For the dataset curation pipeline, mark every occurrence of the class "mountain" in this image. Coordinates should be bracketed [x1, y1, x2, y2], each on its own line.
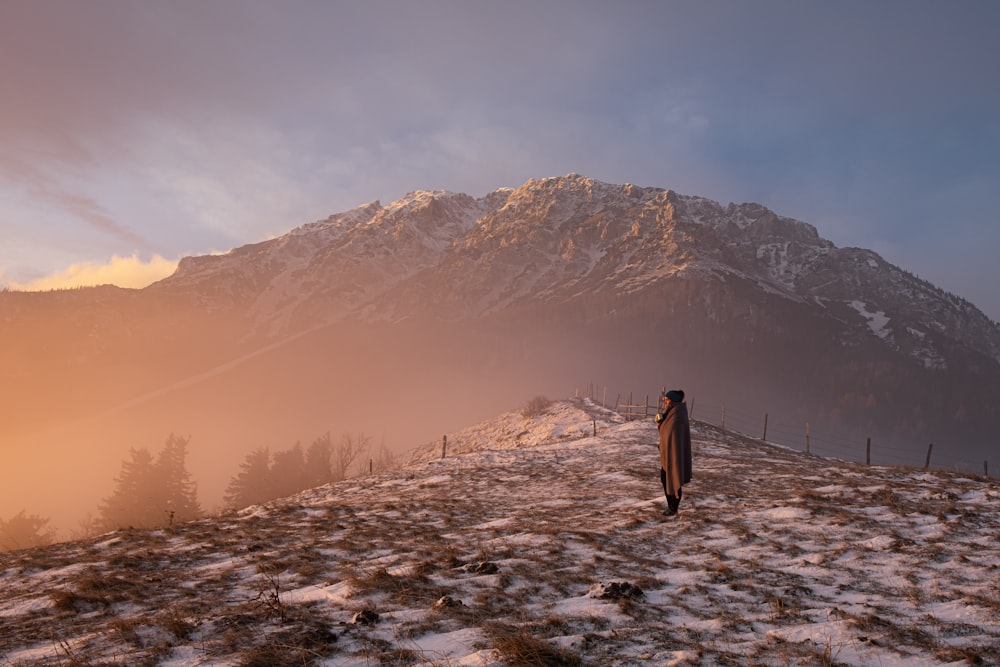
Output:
[2, 400, 998, 665]
[146, 172, 1000, 451]
[151, 174, 1000, 367]
[2, 174, 999, 532]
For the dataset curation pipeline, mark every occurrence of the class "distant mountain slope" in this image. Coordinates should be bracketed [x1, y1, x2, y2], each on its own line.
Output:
[151, 174, 1000, 370]
[144, 173, 1000, 462]
[2, 399, 998, 666]
[3, 174, 999, 535]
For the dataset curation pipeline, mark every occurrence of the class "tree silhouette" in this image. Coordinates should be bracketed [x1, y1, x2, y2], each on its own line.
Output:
[98, 435, 201, 530]
[223, 447, 272, 509]
[0, 510, 55, 552]
[304, 433, 335, 488]
[371, 441, 400, 473]
[223, 432, 374, 511]
[154, 434, 201, 525]
[333, 432, 370, 481]
[270, 442, 306, 500]
[99, 446, 158, 530]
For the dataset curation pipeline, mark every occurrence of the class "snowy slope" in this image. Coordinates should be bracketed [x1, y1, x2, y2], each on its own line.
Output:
[2, 399, 998, 666]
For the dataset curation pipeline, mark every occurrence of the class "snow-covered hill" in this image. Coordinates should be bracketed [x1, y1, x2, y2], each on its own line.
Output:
[3, 399, 997, 666]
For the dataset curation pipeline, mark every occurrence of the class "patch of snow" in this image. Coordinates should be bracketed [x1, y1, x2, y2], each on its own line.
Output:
[849, 299, 892, 339]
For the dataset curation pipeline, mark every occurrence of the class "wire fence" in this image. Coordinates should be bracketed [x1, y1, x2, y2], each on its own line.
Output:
[582, 385, 992, 479]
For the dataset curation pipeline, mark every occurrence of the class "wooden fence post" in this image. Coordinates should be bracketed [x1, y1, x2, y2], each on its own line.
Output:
[689, 398, 694, 419]
[762, 413, 768, 441]
[369, 458, 373, 475]
[592, 419, 597, 437]
[721, 404, 726, 430]
[924, 443, 933, 470]
[866, 437, 871, 465]
[442, 435, 447, 459]
[805, 422, 810, 454]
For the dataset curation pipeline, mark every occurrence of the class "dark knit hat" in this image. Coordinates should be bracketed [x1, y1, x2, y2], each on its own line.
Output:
[664, 390, 684, 403]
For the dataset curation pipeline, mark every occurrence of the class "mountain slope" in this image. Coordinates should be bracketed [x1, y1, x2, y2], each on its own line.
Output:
[1, 399, 998, 666]
[3, 174, 999, 535]
[151, 174, 1000, 371]
[144, 174, 1000, 438]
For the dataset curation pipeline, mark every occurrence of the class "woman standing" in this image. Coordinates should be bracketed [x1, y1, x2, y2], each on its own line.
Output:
[656, 389, 692, 516]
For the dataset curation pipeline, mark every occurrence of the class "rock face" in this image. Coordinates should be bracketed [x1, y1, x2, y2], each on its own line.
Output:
[3, 174, 999, 483]
[150, 173, 1000, 371]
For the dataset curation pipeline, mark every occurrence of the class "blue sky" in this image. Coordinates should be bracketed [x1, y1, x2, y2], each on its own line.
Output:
[2, 1, 999, 320]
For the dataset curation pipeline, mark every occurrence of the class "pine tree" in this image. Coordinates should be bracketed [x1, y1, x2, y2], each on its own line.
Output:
[98, 447, 159, 530]
[270, 443, 306, 500]
[154, 434, 202, 525]
[98, 435, 202, 530]
[304, 433, 334, 488]
[224, 447, 272, 510]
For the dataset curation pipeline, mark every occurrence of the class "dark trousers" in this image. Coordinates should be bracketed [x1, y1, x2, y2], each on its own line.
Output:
[660, 468, 683, 512]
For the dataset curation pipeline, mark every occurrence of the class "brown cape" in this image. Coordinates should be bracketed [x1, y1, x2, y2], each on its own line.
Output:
[658, 402, 693, 495]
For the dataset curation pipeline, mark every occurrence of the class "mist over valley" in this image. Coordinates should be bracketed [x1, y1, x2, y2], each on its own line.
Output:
[3, 174, 999, 540]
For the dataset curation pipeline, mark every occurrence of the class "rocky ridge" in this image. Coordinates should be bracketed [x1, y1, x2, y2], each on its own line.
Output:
[152, 174, 1000, 370]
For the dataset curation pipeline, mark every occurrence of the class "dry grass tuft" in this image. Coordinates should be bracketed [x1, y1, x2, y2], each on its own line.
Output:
[48, 569, 146, 616]
[160, 611, 197, 641]
[238, 642, 322, 667]
[485, 622, 582, 667]
[347, 565, 454, 607]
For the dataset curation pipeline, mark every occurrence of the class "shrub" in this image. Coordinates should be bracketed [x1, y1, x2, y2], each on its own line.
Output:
[522, 396, 552, 418]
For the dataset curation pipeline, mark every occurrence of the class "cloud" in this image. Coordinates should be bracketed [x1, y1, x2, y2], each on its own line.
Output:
[6, 254, 178, 291]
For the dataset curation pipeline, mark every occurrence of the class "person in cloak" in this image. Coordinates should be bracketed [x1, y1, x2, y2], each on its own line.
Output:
[655, 389, 692, 516]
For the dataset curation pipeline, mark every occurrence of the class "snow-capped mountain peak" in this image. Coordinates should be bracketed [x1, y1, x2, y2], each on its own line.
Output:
[151, 174, 1000, 370]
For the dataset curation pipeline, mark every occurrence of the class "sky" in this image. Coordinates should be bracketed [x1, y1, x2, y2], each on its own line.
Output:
[2, 0, 999, 320]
